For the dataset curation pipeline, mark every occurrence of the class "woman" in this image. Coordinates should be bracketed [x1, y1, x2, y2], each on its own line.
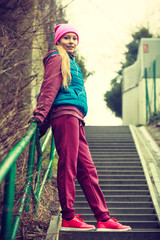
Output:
[29, 24, 131, 232]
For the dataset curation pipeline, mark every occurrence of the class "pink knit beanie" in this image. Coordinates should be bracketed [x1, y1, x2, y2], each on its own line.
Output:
[54, 24, 79, 45]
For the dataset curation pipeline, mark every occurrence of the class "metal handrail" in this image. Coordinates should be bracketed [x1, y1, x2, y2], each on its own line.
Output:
[145, 60, 157, 123]
[0, 123, 56, 240]
[145, 68, 151, 123]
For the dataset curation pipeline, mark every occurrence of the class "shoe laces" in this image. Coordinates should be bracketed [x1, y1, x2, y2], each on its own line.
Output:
[75, 214, 84, 222]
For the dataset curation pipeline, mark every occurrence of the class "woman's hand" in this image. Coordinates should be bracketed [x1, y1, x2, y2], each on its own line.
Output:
[28, 117, 42, 128]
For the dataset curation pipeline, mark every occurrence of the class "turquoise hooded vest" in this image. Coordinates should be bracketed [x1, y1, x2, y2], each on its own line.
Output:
[48, 51, 88, 116]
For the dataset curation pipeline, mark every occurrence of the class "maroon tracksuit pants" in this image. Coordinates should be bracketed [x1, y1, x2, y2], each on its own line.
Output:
[51, 115, 110, 221]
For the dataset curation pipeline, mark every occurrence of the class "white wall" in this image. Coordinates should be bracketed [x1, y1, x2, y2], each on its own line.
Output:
[122, 87, 139, 125]
[122, 38, 160, 125]
[138, 78, 146, 125]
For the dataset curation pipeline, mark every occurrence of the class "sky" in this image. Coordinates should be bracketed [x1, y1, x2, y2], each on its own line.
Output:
[62, 0, 160, 126]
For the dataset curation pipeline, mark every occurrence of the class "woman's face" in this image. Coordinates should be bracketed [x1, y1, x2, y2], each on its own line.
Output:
[59, 33, 78, 53]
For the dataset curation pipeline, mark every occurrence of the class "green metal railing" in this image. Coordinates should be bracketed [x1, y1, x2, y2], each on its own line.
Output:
[0, 123, 56, 240]
[145, 68, 151, 123]
[145, 60, 157, 123]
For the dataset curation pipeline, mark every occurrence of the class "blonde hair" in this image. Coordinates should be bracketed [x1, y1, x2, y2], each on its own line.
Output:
[56, 45, 71, 88]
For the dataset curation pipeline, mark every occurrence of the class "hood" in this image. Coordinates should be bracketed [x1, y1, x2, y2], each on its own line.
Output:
[43, 49, 59, 66]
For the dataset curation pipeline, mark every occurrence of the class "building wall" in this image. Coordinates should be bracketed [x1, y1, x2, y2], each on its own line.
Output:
[30, 0, 48, 110]
[30, 10, 46, 109]
[30, 0, 62, 110]
[122, 87, 139, 125]
[138, 78, 146, 125]
[122, 38, 160, 125]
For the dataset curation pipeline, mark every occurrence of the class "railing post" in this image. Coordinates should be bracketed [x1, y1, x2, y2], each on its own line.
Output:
[25, 129, 37, 212]
[153, 60, 156, 114]
[34, 132, 55, 216]
[48, 135, 55, 180]
[35, 132, 43, 194]
[145, 68, 151, 123]
[1, 161, 16, 240]
[0, 124, 56, 239]
[11, 182, 30, 240]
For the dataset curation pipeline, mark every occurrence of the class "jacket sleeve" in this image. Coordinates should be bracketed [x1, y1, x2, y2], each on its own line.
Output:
[33, 54, 62, 122]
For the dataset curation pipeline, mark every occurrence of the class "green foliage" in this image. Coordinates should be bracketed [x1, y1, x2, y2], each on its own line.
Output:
[124, 27, 153, 68]
[148, 112, 160, 124]
[42, 142, 58, 176]
[124, 41, 139, 67]
[104, 27, 153, 118]
[75, 54, 94, 82]
[104, 78, 122, 118]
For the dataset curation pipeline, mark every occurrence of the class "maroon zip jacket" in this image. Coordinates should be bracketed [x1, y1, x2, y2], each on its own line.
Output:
[33, 50, 62, 123]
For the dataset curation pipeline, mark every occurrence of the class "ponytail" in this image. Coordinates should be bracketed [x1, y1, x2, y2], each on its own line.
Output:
[56, 45, 71, 88]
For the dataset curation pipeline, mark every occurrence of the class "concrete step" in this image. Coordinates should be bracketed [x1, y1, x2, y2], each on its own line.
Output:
[86, 132, 132, 135]
[90, 149, 138, 153]
[83, 220, 160, 229]
[75, 184, 148, 190]
[89, 145, 137, 149]
[75, 207, 155, 215]
[92, 156, 140, 160]
[91, 153, 139, 157]
[94, 162, 142, 166]
[87, 137, 133, 140]
[75, 180, 147, 186]
[59, 230, 160, 240]
[89, 143, 136, 145]
[93, 160, 141, 163]
[80, 214, 158, 222]
[88, 141, 135, 145]
[88, 141, 136, 144]
[95, 170, 145, 175]
[94, 174, 146, 179]
[86, 137, 133, 140]
[94, 184, 148, 190]
[82, 213, 158, 220]
[97, 179, 147, 184]
[76, 190, 150, 196]
[75, 195, 151, 202]
[73, 201, 154, 208]
[93, 157, 140, 161]
[93, 156, 140, 160]
[96, 166, 143, 170]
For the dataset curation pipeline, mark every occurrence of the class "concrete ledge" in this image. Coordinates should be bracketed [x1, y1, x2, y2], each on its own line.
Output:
[46, 215, 62, 240]
[129, 125, 160, 222]
[149, 163, 160, 197]
[139, 126, 160, 165]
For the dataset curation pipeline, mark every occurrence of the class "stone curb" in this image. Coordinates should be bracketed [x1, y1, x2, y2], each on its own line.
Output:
[130, 125, 160, 222]
[45, 214, 62, 240]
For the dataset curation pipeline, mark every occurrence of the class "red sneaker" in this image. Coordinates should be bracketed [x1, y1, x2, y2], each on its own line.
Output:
[97, 218, 131, 231]
[61, 214, 96, 231]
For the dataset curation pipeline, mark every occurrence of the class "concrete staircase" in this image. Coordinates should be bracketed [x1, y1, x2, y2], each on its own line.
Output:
[59, 126, 160, 240]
